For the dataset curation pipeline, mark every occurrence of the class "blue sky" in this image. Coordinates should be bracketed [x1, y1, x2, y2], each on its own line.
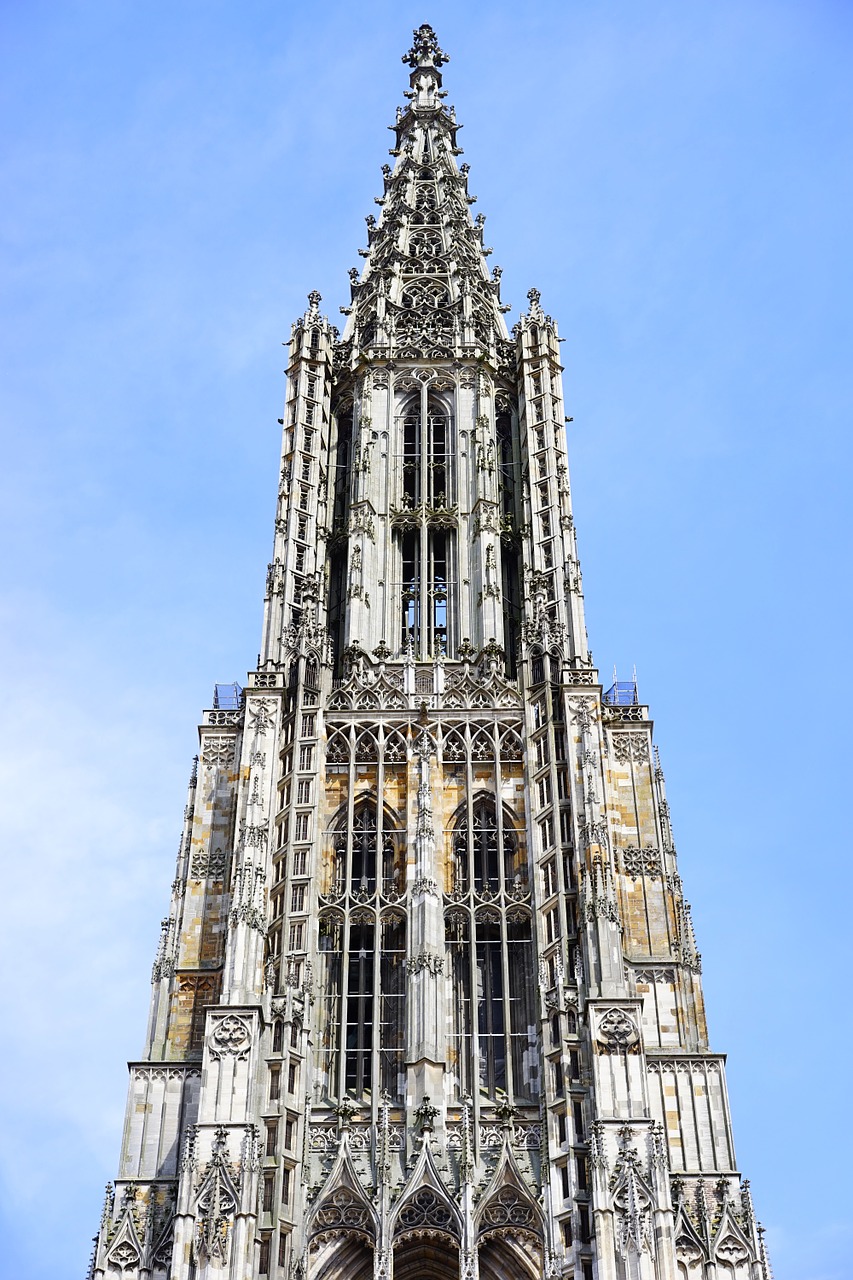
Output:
[1, 3, 851, 1277]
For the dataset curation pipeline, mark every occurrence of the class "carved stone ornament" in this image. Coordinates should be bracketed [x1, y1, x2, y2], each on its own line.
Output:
[209, 1015, 251, 1060]
[191, 845, 228, 879]
[414, 728, 436, 761]
[202, 737, 236, 768]
[612, 1148, 655, 1257]
[248, 699, 276, 734]
[403, 23, 449, 69]
[480, 1184, 537, 1231]
[568, 697, 596, 731]
[408, 950, 444, 975]
[107, 1240, 140, 1268]
[207, 709, 242, 727]
[620, 846, 661, 879]
[597, 1008, 640, 1049]
[676, 1237, 706, 1267]
[396, 1186, 456, 1236]
[242, 823, 268, 850]
[194, 1127, 239, 1263]
[414, 1095, 440, 1133]
[335, 1096, 358, 1130]
[611, 732, 650, 765]
[312, 1187, 372, 1239]
[716, 1235, 750, 1266]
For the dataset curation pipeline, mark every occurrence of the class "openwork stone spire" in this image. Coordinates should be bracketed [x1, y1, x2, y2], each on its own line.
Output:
[339, 24, 511, 370]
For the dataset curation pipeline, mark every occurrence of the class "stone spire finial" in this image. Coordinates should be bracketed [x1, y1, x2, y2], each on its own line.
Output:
[414, 1094, 439, 1134]
[403, 24, 449, 69]
[307, 290, 321, 314]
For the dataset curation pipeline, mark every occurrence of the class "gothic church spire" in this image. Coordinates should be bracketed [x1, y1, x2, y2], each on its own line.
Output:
[340, 24, 511, 370]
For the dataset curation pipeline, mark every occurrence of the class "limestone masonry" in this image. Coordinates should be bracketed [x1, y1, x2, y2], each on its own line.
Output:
[89, 25, 772, 1280]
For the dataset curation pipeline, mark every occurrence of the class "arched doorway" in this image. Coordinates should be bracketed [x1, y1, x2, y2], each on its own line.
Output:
[309, 1233, 373, 1280]
[478, 1232, 542, 1280]
[394, 1233, 459, 1280]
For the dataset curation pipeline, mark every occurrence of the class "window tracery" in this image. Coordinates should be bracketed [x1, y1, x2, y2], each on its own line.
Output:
[445, 800, 536, 1102]
[314, 799, 407, 1103]
[395, 389, 456, 656]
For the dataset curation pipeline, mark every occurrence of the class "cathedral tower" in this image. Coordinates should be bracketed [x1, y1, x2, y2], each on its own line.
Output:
[90, 26, 772, 1280]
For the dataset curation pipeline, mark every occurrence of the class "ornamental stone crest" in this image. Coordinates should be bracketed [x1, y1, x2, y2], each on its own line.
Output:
[209, 1015, 251, 1061]
[407, 950, 444, 976]
[597, 1008, 640, 1050]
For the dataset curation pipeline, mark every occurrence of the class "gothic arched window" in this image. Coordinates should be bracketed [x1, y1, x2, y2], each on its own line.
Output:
[328, 405, 353, 673]
[395, 387, 456, 657]
[452, 798, 526, 895]
[315, 798, 407, 1103]
[446, 801, 536, 1102]
[328, 800, 401, 899]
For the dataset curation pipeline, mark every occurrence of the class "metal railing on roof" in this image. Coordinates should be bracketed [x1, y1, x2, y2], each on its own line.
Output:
[603, 681, 639, 707]
[213, 682, 244, 710]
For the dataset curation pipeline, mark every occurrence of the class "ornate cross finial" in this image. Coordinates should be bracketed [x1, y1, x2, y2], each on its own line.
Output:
[403, 24, 449, 69]
[307, 290, 321, 314]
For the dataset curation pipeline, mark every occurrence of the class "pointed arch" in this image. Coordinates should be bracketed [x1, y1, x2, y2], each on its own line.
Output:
[478, 1234, 541, 1280]
[381, 727, 408, 764]
[673, 1203, 708, 1280]
[104, 1208, 144, 1277]
[308, 1136, 377, 1249]
[309, 1234, 373, 1280]
[499, 727, 524, 762]
[326, 728, 351, 761]
[355, 688, 381, 710]
[315, 795, 407, 1102]
[450, 792, 520, 895]
[440, 724, 466, 763]
[446, 796, 537, 1102]
[474, 1146, 543, 1280]
[393, 379, 456, 655]
[354, 729, 379, 761]
[475, 1144, 544, 1244]
[326, 794, 403, 898]
[193, 1131, 240, 1263]
[712, 1201, 755, 1278]
[394, 1235, 459, 1280]
[392, 1145, 462, 1245]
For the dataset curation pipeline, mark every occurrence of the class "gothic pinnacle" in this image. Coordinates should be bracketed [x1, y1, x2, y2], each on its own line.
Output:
[403, 23, 449, 69]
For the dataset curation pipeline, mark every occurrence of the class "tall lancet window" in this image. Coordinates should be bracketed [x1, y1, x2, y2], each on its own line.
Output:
[396, 388, 455, 657]
[314, 797, 407, 1103]
[497, 399, 522, 676]
[328, 404, 353, 672]
[445, 798, 537, 1102]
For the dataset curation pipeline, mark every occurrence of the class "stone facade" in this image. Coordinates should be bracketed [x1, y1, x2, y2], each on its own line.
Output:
[89, 25, 772, 1280]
